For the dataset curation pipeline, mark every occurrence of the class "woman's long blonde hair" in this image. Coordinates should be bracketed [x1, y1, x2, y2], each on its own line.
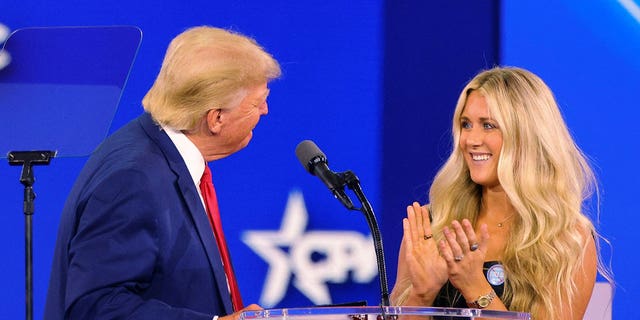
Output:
[429, 66, 611, 318]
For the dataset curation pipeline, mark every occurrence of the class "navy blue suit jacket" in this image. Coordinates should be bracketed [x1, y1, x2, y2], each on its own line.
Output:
[45, 113, 234, 319]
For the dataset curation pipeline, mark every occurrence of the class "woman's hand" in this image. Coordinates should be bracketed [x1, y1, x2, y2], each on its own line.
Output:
[438, 219, 492, 298]
[401, 202, 448, 303]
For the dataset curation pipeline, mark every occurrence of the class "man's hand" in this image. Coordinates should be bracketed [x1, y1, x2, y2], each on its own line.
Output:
[220, 304, 263, 320]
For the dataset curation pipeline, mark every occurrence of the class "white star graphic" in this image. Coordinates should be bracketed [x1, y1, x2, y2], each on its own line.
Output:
[242, 190, 308, 306]
[242, 190, 377, 307]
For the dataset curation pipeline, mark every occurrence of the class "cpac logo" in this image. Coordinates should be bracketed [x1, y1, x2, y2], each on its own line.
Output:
[0, 23, 10, 70]
[243, 190, 377, 307]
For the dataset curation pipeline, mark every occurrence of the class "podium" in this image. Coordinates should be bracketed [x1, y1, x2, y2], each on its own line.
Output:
[241, 306, 531, 320]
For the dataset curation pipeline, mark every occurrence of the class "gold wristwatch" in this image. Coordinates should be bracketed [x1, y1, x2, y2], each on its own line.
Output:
[467, 291, 497, 309]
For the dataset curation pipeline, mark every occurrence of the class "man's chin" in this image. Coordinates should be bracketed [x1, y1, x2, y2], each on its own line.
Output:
[234, 133, 253, 153]
[242, 132, 253, 146]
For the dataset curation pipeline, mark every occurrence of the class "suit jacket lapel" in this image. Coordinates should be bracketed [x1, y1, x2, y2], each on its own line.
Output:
[137, 113, 234, 314]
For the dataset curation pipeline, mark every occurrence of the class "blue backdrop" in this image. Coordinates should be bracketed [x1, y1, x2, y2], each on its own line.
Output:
[0, 1, 636, 318]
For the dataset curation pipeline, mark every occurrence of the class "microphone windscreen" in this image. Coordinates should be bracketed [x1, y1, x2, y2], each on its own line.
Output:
[295, 140, 325, 173]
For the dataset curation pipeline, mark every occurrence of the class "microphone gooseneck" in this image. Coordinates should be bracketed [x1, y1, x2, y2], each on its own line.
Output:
[295, 140, 390, 308]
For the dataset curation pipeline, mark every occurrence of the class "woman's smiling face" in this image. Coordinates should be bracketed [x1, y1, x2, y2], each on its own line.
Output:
[459, 90, 503, 188]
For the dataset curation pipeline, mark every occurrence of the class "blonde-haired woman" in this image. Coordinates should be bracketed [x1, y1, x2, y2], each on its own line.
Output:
[391, 66, 612, 319]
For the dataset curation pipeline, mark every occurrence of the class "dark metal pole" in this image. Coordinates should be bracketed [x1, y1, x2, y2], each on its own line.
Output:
[8, 150, 56, 320]
[25, 213, 33, 320]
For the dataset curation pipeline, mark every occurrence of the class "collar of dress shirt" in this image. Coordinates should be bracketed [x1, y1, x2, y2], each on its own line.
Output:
[161, 125, 206, 190]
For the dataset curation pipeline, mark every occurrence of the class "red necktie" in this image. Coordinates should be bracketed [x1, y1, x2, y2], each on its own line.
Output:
[199, 165, 244, 311]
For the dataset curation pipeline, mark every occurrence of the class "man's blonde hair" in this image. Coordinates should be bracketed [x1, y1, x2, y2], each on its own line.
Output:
[142, 26, 281, 130]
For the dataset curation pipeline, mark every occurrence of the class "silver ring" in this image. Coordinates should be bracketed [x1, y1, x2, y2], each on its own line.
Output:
[470, 243, 479, 251]
[454, 255, 463, 262]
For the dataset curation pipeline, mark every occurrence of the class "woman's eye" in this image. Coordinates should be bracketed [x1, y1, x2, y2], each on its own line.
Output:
[483, 122, 496, 129]
[461, 121, 471, 129]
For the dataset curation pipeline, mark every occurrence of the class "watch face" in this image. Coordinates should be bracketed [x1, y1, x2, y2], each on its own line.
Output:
[478, 296, 491, 308]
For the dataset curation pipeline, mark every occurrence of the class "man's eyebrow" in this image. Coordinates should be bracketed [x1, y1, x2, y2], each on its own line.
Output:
[251, 89, 270, 106]
[261, 88, 271, 100]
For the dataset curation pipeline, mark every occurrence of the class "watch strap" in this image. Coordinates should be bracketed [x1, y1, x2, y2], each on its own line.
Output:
[467, 291, 497, 309]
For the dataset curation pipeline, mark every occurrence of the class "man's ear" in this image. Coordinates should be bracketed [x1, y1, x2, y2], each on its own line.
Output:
[206, 109, 223, 134]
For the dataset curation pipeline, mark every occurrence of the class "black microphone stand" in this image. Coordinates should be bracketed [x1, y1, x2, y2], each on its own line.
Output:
[333, 170, 390, 310]
[7, 150, 56, 320]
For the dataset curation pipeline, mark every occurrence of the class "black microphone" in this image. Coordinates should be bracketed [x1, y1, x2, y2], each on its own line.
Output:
[295, 140, 354, 209]
[295, 139, 391, 307]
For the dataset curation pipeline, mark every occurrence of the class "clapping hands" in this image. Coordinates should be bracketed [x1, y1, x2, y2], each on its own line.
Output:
[437, 219, 490, 294]
[400, 202, 491, 304]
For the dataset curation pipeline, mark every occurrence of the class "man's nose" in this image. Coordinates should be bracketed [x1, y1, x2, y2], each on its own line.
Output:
[260, 101, 269, 115]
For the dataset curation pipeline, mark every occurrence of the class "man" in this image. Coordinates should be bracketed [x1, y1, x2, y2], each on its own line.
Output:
[45, 26, 281, 320]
